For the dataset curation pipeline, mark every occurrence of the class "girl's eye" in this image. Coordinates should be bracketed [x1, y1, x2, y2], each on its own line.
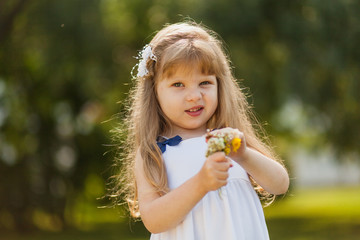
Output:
[200, 81, 211, 85]
[173, 82, 184, 87]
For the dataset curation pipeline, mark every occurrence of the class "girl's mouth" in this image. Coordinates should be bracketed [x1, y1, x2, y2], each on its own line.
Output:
[185, 106, 204, 116]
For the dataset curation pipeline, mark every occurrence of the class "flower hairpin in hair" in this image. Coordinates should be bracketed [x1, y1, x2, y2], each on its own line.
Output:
[132, 44, 157, 79]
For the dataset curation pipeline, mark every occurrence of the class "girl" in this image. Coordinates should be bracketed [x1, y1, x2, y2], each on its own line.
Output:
[113, 22, 289, 239]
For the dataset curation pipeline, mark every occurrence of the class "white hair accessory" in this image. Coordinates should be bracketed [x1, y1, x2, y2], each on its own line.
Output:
[133, 44, 157, 78]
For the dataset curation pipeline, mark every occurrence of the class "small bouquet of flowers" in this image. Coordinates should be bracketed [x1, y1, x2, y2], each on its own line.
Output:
[205, 128, 242, 198]
[205, 129, 241, 157]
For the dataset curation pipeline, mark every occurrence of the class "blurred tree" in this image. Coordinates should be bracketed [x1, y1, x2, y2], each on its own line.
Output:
[0, 0, 122, 231]
[0, 0, 30, 43]
[0, 0, 359, 232]
[193, 0, 360, 155]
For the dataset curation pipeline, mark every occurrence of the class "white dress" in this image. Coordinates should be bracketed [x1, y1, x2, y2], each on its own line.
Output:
[150, 136, 269, 240]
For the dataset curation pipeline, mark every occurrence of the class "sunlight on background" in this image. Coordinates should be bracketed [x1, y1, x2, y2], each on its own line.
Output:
[1, 0, 359, 239]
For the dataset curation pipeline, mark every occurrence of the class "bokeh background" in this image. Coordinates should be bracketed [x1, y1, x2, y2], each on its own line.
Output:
[1, 0, 359, 239]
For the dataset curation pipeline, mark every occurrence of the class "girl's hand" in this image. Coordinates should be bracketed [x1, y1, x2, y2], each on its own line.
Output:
[197, 151, 232, 192]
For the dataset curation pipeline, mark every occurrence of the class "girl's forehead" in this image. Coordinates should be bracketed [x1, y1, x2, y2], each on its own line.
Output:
[161, 61, 214, 79]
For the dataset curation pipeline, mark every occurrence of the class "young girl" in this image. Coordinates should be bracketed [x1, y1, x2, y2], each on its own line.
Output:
[113, 22, 289, 239]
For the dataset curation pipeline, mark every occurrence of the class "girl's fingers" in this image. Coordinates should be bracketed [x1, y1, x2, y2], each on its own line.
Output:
[210, 152, 227, 162]
[215, 171, 229, 181]
[210, 152, 232, 164]
[216, 161, 232, 171]
[226, 157, 233, 167]
[208, 152, 232, 171]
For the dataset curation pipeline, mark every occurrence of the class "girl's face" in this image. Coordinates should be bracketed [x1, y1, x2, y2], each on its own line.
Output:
[156, 64, 218, 137]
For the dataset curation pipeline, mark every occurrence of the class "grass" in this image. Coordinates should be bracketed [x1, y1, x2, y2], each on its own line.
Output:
[265, 187, 360, 218]
[2, 186, 359, 240]
[1, 222, 150, 240]
[264, 186, 360, 240]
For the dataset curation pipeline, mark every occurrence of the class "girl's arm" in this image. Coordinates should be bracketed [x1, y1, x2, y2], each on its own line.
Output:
[237, 147, 289, 195]
[135, 150, 231, 234]
[225, 129, 289, 195]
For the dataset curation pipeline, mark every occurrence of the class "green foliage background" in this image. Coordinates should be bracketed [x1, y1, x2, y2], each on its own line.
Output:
[0, 0, 359, 236]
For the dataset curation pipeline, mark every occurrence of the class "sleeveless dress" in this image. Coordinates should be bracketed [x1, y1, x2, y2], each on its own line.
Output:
[150, 136, 269, 240]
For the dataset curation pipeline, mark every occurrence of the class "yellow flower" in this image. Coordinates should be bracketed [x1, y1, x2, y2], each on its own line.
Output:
[224, 144, 231, 155]
[231, 138, 241, 152]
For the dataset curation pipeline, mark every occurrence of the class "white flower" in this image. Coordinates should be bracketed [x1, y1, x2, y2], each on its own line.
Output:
[136, 44, 157, 78]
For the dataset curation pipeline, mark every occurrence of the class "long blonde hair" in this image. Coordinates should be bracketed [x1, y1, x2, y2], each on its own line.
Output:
[112, 21, 284, 218]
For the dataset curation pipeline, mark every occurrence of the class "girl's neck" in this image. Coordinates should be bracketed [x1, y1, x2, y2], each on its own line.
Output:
[162, 127, 206, 140]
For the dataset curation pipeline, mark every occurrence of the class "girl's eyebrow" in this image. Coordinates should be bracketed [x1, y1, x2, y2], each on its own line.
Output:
[163, 77, 184, 84]
[197, 75, 217, 82]
[166, 76, 184, 81]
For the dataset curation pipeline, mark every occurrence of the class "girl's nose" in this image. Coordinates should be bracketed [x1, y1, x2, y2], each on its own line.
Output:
[186, 88, 202, 102]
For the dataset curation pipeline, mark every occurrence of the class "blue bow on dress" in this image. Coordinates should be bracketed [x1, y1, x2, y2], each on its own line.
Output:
[156, 135, 182, 153]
